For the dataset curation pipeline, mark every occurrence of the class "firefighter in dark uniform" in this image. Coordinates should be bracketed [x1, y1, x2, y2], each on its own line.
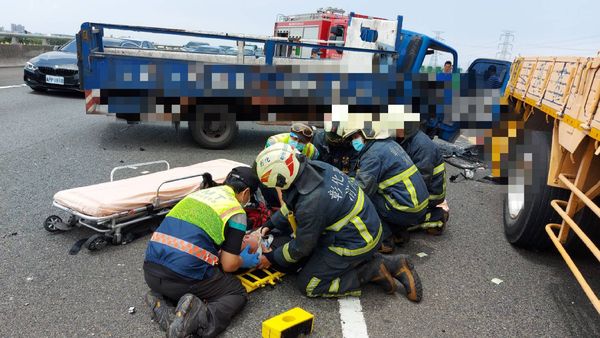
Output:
[143, 167, 261, 338]
[342, 127, 430, 253]
[311, 128, 359, 175]
[398, 126, 448, 235]
[254, 143, 423, 302]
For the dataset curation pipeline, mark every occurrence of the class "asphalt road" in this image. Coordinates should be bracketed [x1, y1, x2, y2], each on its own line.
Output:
[0, 67, 598, 337]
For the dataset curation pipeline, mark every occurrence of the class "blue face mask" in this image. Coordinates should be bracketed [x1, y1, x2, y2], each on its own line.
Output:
[288, 139, 299, 150]
[352, 138, 365, 152]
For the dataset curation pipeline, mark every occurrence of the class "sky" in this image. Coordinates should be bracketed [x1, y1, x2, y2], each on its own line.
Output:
[1, 0, 599, 69]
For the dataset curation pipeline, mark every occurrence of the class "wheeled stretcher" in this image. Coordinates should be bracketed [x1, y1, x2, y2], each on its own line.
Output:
[44, 159, 245, 251]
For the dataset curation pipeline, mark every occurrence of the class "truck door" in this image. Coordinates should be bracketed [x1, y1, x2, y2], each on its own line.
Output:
[467, 58, 512, 91]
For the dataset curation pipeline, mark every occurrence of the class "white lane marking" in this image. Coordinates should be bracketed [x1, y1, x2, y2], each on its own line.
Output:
[338, 297, 369, 338]
[0, 84, 27, 89]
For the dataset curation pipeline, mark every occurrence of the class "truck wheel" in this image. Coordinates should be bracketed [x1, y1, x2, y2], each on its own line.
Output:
[189, 118, 238, 149]
[503, 130, 569, 250]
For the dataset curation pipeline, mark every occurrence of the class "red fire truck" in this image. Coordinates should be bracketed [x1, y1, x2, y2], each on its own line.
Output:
[273, 7, 349, 59]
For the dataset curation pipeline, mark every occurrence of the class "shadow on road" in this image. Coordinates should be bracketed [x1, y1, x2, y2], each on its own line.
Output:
[28, 88, 84, 99]
[95, 121, 278, 152]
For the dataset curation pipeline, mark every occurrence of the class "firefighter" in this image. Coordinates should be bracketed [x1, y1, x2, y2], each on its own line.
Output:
[254, 143, 423, 302]
[143, 166, 261, 338]
[398, 128, 449, 235]
[311, 128, 359, 175]
[343, 127, 430, 253]
[265, 122, 319, 160]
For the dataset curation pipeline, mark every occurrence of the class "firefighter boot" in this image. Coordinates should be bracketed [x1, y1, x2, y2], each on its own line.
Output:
[357, 255, 397, 294]
[378, 236, 395, 254]
[144, 290, 175, 331]
[167, 293, 208, 338]
[392, 228, 410, 247]
[380, 254, 423, 302]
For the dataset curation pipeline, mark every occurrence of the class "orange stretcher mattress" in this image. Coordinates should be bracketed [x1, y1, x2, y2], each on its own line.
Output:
[53, 159, 246, 217]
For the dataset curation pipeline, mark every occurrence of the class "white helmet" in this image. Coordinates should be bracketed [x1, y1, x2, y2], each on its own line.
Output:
[255, 143, 301, 190]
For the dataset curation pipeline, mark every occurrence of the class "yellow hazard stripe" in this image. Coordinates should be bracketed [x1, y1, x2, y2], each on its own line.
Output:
[429, 169, 447, 201]
[326, 189, 365, 232]
[378, 165, 418, 191]
[433, 162, 445, 176]
[328, 278, 340, 294]
[306, 277, 321, 297]
[404, 178, 419, 208]
[351, 216, 373, 244]
[282, 242, 299, 263]
[383, 191, 429, 213]
[321, 290, 361, 298]
[328, 224, 382, 257]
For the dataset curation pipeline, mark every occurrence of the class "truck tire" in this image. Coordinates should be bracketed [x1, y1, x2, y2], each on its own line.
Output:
[503, 130, 569, 250]
[189, 117, 238, 149]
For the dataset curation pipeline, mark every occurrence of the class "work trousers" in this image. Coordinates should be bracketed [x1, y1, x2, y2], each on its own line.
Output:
[144, 266, 247, 338]
[295, 246, 376, 297]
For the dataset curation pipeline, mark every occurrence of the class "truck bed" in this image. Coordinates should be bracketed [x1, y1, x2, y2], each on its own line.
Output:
[506, 56, 600, 153]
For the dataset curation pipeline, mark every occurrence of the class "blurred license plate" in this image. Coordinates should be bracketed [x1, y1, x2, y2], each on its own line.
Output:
[46, 75, 64, 85]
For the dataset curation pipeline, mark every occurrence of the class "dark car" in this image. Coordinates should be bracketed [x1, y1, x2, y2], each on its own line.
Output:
[24, 38, 155, 92]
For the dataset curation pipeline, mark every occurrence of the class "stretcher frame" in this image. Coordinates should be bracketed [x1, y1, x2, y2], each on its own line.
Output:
[46, 160, 210, 248]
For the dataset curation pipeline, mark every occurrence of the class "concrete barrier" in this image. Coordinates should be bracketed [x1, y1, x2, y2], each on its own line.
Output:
[0, 45, 54, 67]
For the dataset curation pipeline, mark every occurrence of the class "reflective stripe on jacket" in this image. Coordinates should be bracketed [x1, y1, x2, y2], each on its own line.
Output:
[400, 131, 446, 205]
[271, 161, 382, 267]
[353, 139, 429, 214]
[144, 185, 245, 280]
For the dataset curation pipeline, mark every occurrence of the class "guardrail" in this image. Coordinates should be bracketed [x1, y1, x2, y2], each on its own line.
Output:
[0, 32, 72, 45]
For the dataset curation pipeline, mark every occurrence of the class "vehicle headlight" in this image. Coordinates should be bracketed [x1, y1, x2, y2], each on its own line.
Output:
[25, 62, 38, 71]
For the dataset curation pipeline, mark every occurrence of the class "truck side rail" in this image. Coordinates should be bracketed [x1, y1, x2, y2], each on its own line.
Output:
[78, 20, 399, 70]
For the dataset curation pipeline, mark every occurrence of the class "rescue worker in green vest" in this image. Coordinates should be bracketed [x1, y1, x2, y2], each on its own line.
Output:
[143, 166, 261, 338]
[254, 143, 423, 302]
[398, 124, 449, 235]
[265, 122, 319, 160]
[341, 126, 430, 253]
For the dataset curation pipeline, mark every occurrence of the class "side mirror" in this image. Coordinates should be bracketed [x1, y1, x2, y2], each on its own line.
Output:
[53, 46, 60, 51]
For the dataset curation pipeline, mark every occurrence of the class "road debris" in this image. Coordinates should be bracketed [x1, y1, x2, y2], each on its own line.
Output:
[416, 252, 428, 258]
[128, 306, 136, 314]
[491, 278, 503, 285]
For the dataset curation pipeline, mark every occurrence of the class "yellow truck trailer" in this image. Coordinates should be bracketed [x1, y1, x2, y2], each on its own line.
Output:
[499, 55, 600, 313]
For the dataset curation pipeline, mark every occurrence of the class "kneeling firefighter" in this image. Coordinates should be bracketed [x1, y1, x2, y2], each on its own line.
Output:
[254, 143, 423, 302]
[143, 167, 261, 338]
[341, 126, 430, 253]
[398, 124, 449, 235]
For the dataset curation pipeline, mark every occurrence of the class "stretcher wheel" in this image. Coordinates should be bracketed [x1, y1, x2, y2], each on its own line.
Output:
[67, 215, 78, 227]
[85, 234, 108, 251]
[43, 215, 63, 233]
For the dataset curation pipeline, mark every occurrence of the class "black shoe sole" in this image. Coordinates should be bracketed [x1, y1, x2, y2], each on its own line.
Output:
[167, 294, 202, 338]
[395, 258, 423, 303]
